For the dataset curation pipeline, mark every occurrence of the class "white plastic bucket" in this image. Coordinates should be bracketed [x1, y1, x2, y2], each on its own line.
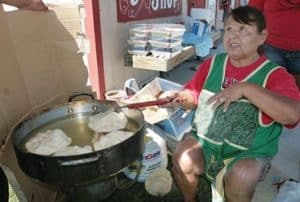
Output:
[123, 127, 168, 182]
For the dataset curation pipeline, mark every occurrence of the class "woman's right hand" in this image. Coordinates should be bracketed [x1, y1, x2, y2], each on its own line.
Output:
[159, 89, 196, 110]
[158, 90, 181, 108]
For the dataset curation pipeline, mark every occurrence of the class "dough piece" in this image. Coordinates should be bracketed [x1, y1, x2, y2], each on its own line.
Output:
[88, 111, 128, 133]
[142, 107, 172, 124]
[92, 130, 134, 151]
[53, 145, 92, 156]
[145, 168, 173, 196]
[25, 129, 71, 155]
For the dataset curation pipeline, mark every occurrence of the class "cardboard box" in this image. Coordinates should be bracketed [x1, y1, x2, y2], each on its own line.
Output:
[132, 46, 195, 72]
[128, 77, 194, 141]
[0, 4, 91, 202]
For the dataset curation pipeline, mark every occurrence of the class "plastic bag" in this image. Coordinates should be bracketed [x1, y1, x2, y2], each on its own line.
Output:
[272, 180, 300, 202]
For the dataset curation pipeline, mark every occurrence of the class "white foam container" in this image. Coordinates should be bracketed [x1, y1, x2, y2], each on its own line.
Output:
[151, 45, 183, 58]
[150, 39, 182, 48]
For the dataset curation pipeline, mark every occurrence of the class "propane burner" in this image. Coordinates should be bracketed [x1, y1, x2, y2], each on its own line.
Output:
[63, 176, 117, 202]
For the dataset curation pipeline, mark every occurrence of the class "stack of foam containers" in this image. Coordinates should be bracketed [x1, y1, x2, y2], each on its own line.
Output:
[150, 24, 185, 58]
[128, 24, 151, 56]
[128, 24, 185, 58]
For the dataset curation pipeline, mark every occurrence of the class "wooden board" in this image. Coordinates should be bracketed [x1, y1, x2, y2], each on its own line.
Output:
[132, 46, 195, 72]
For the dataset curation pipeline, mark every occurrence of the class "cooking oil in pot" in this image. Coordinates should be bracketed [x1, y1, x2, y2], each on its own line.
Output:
[21, 113, 139, 153]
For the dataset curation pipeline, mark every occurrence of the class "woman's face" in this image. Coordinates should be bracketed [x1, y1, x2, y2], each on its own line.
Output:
[223, 16, 267, 62]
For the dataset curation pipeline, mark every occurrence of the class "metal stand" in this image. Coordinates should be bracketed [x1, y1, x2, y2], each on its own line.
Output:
[64, 176, 116, 202]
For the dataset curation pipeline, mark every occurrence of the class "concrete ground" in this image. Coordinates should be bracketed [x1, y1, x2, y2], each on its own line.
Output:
[253, 126, 300, 202]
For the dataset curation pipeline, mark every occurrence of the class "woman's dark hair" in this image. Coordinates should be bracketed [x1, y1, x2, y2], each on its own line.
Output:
[227, 6, 266, 33]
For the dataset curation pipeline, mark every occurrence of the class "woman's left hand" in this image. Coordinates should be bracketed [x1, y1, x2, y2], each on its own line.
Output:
[206, 82, 247, 112]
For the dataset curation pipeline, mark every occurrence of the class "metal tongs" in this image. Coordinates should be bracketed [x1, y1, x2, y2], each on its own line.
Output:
[119, 96, 176, 109]
[97, 96, 177, 119]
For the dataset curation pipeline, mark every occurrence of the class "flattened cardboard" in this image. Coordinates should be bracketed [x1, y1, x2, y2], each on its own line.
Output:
[0, 4, 90, 201]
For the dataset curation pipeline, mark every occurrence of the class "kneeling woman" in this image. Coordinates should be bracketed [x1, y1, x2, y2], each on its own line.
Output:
[164, 6, 300, 202]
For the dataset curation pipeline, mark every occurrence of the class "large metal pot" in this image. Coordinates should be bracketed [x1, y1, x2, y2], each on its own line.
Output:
[11, 98, 144, 186]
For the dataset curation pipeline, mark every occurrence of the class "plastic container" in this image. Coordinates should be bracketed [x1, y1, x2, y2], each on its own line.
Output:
[128, 44, 150, 56]
[151, 45, 183, 58]
[150, 35, 182, 42]
[150, 39, 182, 48]
[129, 25, 151, 36]
[150, 24, 185, 38]
[123, 126, 168, 182]
[127, 77, 194, 140]
[130, 23, 185, 39]
[128, 39, 149, 47]
[129, 34, 150, 42]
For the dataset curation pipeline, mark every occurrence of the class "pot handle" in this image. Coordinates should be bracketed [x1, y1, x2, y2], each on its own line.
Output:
[58, 156, 99, 166]
[68, 93, 95, 102]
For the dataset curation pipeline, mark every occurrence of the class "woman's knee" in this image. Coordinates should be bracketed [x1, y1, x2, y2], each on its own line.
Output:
[225, 159, 264, 194]
[172, 136, 205, 175]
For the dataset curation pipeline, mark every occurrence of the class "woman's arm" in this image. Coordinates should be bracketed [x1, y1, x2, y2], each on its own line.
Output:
[159, 89, 197, 110]
[244, 83, 299, 124]
[208, 82, 300, 125]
